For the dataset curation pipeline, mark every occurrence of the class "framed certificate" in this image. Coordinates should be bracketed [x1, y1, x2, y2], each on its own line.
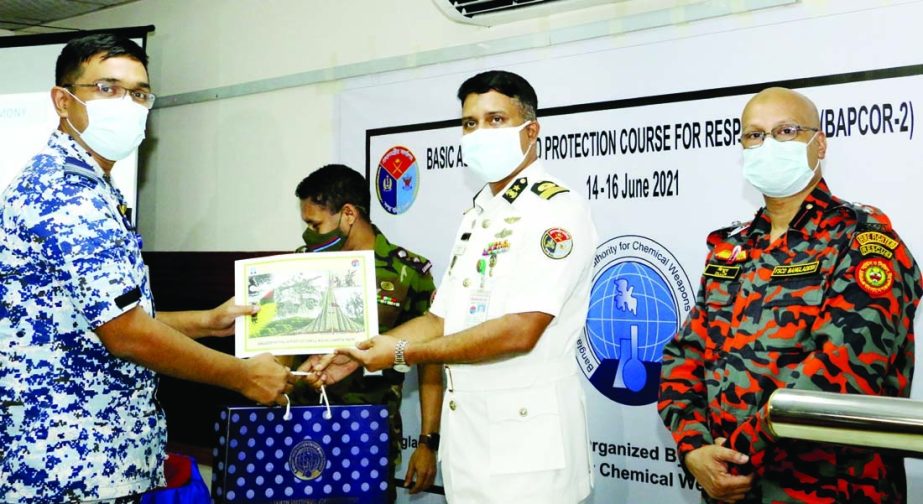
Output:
[234, 251, 379, 357]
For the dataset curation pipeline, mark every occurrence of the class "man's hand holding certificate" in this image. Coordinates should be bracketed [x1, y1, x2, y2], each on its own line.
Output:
[234, 250, 379, 357]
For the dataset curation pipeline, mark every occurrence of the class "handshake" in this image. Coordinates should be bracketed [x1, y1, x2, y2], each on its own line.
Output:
[242, 335, 401, 405]
[289, 335, 403, 390]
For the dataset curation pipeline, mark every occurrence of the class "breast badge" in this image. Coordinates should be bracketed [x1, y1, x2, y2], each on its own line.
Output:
[714, 244, 748, 264]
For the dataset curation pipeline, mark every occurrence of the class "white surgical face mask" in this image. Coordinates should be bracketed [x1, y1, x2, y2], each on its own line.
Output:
[461, 121, 533, 184]
[66, 91, 148, 161]
[742, 133, 819, 198]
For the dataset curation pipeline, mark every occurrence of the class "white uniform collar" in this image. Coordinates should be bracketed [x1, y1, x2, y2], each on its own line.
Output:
[472, 160, 547, 212]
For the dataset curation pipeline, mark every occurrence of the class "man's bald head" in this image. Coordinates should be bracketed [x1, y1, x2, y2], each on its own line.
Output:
[742, 87, 820, 128]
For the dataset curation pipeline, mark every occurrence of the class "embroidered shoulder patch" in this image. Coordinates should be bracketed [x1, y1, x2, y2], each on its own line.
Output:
[859, 243, 895, 259]
[856, 257, 894, 296]
[856, 231, 899, 251]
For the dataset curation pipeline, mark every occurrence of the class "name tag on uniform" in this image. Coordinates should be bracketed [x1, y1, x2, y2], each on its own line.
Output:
[703, 263, 741, 280]
[770, 261, 819, 278]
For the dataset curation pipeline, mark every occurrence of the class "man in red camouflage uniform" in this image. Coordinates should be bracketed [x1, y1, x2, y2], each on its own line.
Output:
[659, 87, 923, 503]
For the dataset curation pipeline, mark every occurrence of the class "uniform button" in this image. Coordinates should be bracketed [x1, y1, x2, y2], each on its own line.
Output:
[519, 407, 528, 417]
[462, 278, 471, 287]
[482, 219, 491, 229]
[449, 400, 457, 411]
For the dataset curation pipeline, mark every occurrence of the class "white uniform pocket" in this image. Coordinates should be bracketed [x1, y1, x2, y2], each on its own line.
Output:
[487, 385, 566, 475]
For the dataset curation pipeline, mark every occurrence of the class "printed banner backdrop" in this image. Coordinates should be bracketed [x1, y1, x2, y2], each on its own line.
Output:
[336, 2, 923, 503]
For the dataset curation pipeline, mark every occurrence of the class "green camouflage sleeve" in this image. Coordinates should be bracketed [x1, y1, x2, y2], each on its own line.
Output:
[402, 263, 436, 322]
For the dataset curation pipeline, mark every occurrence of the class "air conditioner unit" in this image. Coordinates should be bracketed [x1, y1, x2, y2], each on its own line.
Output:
[432, 0, 624, 26]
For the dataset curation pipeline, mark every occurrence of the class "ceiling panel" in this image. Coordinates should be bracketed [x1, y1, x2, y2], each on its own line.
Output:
[0, 0, 138, 31]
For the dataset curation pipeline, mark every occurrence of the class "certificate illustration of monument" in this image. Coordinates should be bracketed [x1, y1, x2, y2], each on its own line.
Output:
[234, 251, 379, 357]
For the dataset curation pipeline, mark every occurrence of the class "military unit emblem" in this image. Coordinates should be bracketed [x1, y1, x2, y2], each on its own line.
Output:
[376, 146, 419, 215]
[857, 257, 894, 296]
[541, 227, 573, 259]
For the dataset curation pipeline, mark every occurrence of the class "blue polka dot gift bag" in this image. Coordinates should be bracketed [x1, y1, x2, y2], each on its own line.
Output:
[212, 405, 390, 503]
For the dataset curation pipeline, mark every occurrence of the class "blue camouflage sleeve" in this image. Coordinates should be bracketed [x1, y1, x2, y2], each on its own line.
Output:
[31, 176, 144, 330]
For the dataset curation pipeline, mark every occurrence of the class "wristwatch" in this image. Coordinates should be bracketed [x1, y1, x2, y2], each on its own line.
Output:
[419, 433, 440, 451]
[393, 339, 411, 373]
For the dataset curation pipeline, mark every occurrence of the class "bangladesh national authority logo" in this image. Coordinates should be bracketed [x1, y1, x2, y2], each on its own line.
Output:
[578, 235, 692, 406]
[376, 146, 419, 215]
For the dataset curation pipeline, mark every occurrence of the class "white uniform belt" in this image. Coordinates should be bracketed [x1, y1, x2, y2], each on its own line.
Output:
[446, 356, 578, 392]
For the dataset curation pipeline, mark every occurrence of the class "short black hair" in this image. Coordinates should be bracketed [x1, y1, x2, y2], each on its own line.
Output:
[56, 33, 148, 86]
[456, 70, 537, 120]
[295, 164, 371, 221]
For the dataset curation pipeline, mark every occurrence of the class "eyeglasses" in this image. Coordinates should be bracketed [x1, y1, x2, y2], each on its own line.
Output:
[64, 81, 156, 109]
[740, 124, 818, 149]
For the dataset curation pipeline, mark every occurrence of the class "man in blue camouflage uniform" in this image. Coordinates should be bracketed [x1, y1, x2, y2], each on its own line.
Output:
[0, 34, 291, 503]
[289, 164, 443, 502]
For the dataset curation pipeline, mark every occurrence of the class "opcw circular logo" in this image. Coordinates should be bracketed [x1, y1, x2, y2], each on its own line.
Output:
[578, 235, 692, 406]
[289, 439, 326, 481]
[376, 146, 419, 215]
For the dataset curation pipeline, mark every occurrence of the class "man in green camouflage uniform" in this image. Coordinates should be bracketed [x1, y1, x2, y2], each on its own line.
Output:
[289, 164, 442, 502]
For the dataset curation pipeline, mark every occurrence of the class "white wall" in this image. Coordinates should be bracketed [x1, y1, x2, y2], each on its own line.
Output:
[31, 0, 806, 251]
[41, 0, 702, 251]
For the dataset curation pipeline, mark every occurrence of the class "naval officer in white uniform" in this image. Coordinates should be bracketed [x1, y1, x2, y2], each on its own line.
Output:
[318, 70, 597, 503]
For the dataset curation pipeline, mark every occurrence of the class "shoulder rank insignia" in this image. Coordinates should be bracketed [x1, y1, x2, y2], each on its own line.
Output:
[727, 221, 749, 237]
[707, 221, 750, 248]
[531, 180, 569, 200]
[503, 177, 528, 203]
[859, 222, 889, 232]
[703, 263, 740, 280]
[394, 247, 434, 275]
[856, 257, 894, 296]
